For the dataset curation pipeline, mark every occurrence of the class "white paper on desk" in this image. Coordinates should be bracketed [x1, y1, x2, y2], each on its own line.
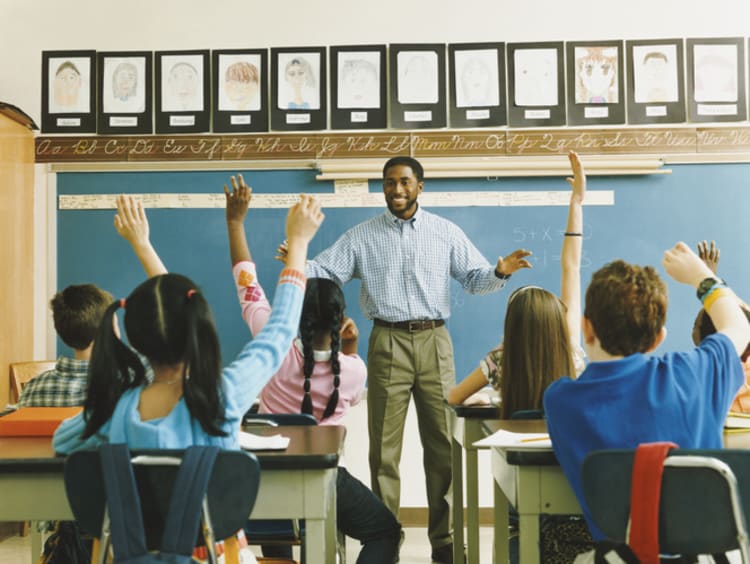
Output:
[473, 429, 551, 449]
[239, 431, 290, 451]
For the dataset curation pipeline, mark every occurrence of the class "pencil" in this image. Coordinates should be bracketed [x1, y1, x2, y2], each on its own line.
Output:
[520, 435, 550, 443]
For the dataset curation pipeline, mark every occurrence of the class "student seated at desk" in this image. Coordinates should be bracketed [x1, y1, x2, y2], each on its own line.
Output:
[17, 284, 112, 407]
[447, 151, 587, 418]
[543, 242, 750, 542]
[225, 175, 402, 564]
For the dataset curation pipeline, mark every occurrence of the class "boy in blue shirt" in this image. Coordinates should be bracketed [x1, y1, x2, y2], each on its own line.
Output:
[544, 242, 750, 540]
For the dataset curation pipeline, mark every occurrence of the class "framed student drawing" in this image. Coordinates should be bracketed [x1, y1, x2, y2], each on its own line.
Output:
[448, 42, 506, 128]
[389, 44, 447, 129]
[566, 40, 625, 125]
[97, 51, 152, 135]
[155, 50, 210, 134]
[686, 37, 746, 123]
[271, 46, 327, 131]
[507, 42, 565, 127]
[626, 39, 685, 124]
[330, 45, 386, 130]
[42, 50, 96, 133]
[212, 49, 268, 133]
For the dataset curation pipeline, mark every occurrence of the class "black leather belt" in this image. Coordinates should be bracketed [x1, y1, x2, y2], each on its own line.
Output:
[373, 318, 445, 332]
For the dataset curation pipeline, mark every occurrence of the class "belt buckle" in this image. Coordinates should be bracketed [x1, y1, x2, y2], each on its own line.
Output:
[409, 320, 429, 332]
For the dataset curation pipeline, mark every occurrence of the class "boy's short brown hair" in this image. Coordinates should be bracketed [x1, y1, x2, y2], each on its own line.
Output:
[584, 260, 668, 356]
[51, 284, 113, 350]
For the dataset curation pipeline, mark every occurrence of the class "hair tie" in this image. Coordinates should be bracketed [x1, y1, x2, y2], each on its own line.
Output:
[119, 298, 126, 309]
[186, 289, 197, 299]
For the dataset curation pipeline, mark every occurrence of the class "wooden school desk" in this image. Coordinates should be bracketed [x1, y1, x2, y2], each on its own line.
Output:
[0, 425, 344, 564]
[451, 404, 500, 564]
[483, 419, 750, 564]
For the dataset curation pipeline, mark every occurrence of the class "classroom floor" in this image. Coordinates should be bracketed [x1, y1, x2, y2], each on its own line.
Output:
[0, 525, 495, 563]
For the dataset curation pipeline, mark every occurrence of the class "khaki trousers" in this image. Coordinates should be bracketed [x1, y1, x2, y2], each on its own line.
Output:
[367, 323, 455, 550]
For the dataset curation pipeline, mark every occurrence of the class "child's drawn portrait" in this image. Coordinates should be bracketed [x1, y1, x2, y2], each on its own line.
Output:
[49, 57, 90, 114]
[102, 57, 146, 113]
[454, 49, 499, 108]
[218, 54, 261, 112]
[693, 44, 738, 103]
[338, 52, 380, 109]
[514, 48, 558, 107]
[397, 51, 438, 104]
[161, 54, 204, 112]
[277, 53, 320, 110]
[574, 46, 618, 104]
[633, 45, 679, 103]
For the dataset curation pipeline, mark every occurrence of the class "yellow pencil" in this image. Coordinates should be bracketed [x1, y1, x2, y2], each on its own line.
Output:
[520, 435, 550, 443]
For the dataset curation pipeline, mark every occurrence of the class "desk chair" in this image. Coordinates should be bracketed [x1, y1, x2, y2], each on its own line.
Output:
[64, 446, 261, 564]
[9, 360, 56, 403]
[582, 448, 750, 561]
[243, 412, 318, 564]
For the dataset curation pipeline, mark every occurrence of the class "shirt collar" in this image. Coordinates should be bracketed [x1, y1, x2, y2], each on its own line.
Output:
[385, 204, 422, 228]
[293, 338, 332, 361]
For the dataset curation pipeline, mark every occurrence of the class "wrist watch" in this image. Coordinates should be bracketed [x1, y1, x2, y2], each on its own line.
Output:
[494, 268, 511, 280]
[696, 277, 724, 301]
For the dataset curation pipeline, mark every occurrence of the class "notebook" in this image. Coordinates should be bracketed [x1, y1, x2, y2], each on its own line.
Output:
[0, 406, 81, 436]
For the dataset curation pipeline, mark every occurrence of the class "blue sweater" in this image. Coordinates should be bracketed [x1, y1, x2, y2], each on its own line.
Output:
[544, 333, 743, 540]
[53, 279, 304, 454]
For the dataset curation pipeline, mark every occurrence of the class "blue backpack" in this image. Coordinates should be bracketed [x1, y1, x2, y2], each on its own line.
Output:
[98, 444, 219, 564]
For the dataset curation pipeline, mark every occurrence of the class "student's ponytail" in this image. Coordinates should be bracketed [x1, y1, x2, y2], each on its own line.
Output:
[180, 289, 227, 437]
[82, 299, 144, 438]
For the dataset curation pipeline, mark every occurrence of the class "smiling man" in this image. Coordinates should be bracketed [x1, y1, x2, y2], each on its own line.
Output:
[304, 155, 531, 563]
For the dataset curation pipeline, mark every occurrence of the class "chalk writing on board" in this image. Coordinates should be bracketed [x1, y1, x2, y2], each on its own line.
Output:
[512, 224, 592, 243]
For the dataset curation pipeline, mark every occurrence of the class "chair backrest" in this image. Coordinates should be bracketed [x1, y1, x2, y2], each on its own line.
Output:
[9, 360, 57, 403]
[243, 412, 318, 427]
[582, 448, 750, 558]
[64, 447, 261, 549]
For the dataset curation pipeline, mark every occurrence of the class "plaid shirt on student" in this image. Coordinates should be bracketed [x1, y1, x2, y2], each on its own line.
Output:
[306, 206, 507, 322]
[16, 356, 88, 407]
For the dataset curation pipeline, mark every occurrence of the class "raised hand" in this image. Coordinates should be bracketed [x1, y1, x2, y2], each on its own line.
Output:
[663, 241, 714, 287]
[113, 194, 166, 276]
[114, 194, 150, 247]
[697, 240, 720, 274]
[566, 151, 586, 203]
[496, 249, 533, 276]
[286, 194, 324, 244]
[224, 173, 252, 224]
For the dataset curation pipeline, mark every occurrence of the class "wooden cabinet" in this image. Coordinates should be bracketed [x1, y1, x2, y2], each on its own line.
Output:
[0, 110, 35, 406]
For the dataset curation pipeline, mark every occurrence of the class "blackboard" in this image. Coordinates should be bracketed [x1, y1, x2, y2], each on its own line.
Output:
[57, 162, 750, 381]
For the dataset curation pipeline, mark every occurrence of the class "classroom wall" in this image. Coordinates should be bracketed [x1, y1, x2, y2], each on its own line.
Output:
[4, 0, 750, 512]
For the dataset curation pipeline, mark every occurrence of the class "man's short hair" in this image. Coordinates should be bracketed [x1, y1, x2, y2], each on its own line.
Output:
[382, 156, 424, 182]
[51, 284, 113, 350]
[584, 260, 668, 356]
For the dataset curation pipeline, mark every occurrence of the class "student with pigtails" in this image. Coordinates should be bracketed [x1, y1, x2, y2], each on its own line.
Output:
[225, 174, 402, 564]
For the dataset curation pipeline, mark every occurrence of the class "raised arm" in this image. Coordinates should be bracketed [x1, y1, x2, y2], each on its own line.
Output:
[114, 195, 167, 277]
[224, 173, 252, 264]
[663, 242, 750, 356]
[561, 151, 585, 348]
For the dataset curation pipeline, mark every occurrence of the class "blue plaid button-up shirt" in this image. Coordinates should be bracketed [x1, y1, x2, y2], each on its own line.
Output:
[307, 206, 507, 322]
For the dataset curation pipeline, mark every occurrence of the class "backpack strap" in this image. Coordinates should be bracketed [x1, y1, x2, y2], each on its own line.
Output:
[628, 441, 678, 564]
[159, 445, 219, 556]
[98, 443, 149, 561]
